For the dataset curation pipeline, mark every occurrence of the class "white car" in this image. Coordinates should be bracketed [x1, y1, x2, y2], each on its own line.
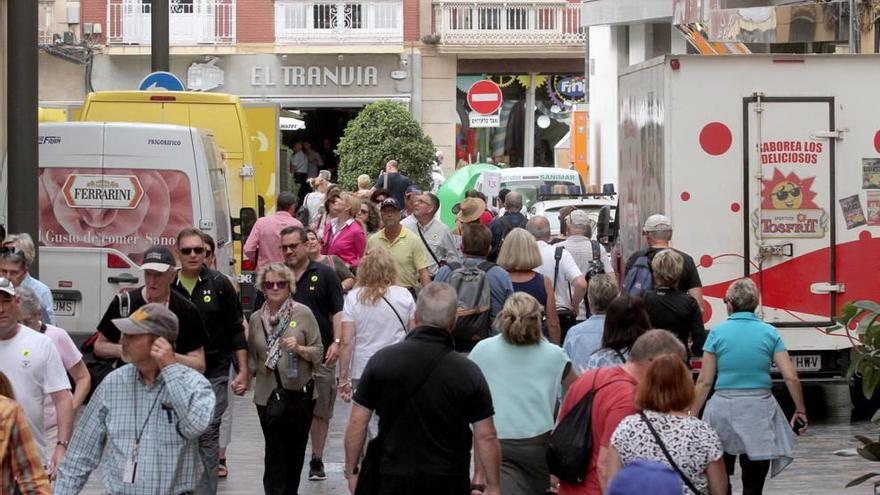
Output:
[528, 195, 617, 237]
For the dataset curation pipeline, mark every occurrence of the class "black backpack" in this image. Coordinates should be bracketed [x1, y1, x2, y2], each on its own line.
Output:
[547, 371, 626, 484]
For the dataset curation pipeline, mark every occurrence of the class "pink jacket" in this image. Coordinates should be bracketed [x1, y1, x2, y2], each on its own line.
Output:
[323, 218, 366, 267]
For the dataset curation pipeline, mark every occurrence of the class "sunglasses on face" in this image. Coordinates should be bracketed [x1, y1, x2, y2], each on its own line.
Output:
[264, 280, 289, 290]
[281, 243, 301, 252]
[180, 247, 206, 255]
[775, 188, 801, 200]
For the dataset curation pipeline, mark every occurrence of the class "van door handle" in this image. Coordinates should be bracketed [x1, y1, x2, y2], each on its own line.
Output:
[108, 274, 139, 284]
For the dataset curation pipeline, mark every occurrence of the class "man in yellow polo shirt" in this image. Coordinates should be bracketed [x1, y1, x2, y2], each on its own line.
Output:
[367, 198, 431, 295]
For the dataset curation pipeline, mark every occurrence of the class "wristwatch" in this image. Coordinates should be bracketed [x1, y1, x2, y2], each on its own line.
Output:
[57, 440, 70, 448]
[333, 338, 341, 344]
[344, 466, 360, 478]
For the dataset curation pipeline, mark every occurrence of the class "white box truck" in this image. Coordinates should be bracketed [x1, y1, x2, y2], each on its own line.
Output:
[616, 54, 880, 382]
[1, 122, 235, 340]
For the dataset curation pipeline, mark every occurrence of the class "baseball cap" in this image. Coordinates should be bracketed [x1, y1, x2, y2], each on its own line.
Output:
[0, 277, 15, 296]
[380, 197, 401, 210]
[643, 214, 673, 232]
[112, 302, 179, 342]
[606, 460, 681, 495]
[405, 185, 423, 197]
[140, 245, 176, 272]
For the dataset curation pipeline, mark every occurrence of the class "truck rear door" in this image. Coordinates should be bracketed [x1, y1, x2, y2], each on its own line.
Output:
[743, 96, 838, 327]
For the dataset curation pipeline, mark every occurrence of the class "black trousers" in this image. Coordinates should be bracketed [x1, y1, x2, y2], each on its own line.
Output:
[724, 452, 771, 495]
[378, 474, 470, 495]
[295, 173, 311, 207]
[256, 392, 316, 495]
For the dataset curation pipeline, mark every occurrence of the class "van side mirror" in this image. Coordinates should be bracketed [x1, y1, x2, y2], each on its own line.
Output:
[240, 207, 257, 241]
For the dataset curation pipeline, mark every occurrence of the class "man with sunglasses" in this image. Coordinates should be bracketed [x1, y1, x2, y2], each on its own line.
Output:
[172, 228, 248, 493]
[624, 215, 705, 311]
[0, 248, 55, 325]
[280, 226, 344, 482]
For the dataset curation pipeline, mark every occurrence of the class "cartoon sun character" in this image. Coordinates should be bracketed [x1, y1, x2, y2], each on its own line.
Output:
[762, 169, 819, 210]
[770, 181, 802, 209]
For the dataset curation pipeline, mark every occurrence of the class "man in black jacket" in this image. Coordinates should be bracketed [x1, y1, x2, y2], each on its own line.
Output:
[172, 228, 248, 493]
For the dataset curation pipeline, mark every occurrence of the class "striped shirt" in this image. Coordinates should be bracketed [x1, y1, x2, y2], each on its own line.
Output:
[54, 363, 215, 495]
[0, 396, 50, 494]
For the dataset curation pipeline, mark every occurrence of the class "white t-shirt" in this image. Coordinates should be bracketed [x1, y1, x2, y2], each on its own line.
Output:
[535, 240, 583, 312]
[342, 286, 416, 380]
[0, 325, 71, 461]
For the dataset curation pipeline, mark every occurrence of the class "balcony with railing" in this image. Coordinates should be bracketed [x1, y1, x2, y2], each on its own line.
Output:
[275, 0, 403, 44]
[432, 0, 584, 46]
[107, 0, 236, 45]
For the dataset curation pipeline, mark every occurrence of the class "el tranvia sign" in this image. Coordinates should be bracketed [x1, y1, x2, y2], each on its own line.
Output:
[250, 65, 380, 88]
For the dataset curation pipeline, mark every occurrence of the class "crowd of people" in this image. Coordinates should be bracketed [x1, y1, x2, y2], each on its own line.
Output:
[0, 160, 810, 495]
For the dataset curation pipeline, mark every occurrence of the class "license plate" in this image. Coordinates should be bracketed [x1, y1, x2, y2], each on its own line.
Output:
[774, 354, 821, 372]
[54, 299, 76, 317]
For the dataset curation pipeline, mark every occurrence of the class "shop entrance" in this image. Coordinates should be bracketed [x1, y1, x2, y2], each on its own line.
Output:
[281, 107, 361, 192]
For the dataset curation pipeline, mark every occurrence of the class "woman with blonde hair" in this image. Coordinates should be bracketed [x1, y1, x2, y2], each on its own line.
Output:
[355, 174, 373, 200]
[642, 249, 706, 357]
[303, 175, 332, 228]
[2, 233, 35, 264]
[469, 293, 575, 494]
[496, 228, 561, 344]
[321, 188, 367, 268]
[248, 263, 323, 494]
[338, 248, 415, 402]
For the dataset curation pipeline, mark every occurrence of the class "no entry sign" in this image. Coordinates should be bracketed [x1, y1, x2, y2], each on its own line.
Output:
[467, 80, 503, 115]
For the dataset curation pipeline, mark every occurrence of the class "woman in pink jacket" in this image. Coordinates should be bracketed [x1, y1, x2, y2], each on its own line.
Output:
[322, 190, 366, 268]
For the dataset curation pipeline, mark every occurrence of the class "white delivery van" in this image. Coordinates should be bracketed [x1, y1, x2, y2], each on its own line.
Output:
[616, 55, 880, 381]
[1, 122, 234, 340]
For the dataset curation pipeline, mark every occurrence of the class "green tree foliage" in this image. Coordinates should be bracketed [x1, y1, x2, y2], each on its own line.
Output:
[337, 100, 434, 191]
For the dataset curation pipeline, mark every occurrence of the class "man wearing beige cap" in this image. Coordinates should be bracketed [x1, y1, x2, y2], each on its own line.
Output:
[624, 214, 704, 308]
[92, 245, 208, 374]
[56, 303, 215, 495]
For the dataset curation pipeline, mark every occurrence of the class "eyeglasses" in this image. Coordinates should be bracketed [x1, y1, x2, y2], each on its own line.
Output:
[264, 280, 289, 290]
[180, 247, 206, 255]
[281, 243, 301, 252]
[0, 246, 22, 255]
[774, 188, 801, 201]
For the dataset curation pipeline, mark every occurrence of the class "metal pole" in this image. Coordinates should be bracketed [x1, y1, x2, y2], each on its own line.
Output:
[523, 72, 537, 167]
[8, 0, 40, 278]
[152, 0, 170, 71]
[848, 0, 859, 54]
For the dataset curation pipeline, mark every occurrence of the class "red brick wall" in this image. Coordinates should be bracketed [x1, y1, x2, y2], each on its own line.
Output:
[403, 0, 419, 42]
[81, 0, 106, 44]
[237, 0, 274, 43]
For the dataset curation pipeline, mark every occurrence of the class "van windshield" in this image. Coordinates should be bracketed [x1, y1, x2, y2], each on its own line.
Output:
[503, 181, 582, 210]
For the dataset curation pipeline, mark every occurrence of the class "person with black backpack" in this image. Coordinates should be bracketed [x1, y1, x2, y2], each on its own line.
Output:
[549, 330, 688, 495]
[434, 223, 514, 352]
[488, 191, 528, 262]
[559, 210, 614, 321]
[623, 215, 704, 311]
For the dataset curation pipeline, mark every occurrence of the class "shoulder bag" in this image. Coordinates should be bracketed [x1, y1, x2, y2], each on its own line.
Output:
[638, 411, 702, 494]
[381, 295, 408, 335]
[355, 346, 450, 495]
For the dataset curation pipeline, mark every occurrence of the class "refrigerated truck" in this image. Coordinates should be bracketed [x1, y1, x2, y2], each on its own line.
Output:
[616, 54, 880, 380]
[0, 122, 234, 339]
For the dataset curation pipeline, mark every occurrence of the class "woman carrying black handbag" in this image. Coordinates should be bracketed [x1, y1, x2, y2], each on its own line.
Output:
[248, 262, 324, 495]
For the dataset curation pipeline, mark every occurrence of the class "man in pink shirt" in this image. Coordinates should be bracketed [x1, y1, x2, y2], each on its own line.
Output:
[243, 191, 303, 270]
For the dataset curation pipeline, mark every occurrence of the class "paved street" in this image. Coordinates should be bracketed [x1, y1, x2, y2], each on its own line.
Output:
[77, 382, 880, 495]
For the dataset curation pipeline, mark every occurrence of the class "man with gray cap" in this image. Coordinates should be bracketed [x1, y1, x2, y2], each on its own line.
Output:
[92, 245, 208, 374]
[56, 303, 215, 495]
[624, 214, 704, 307]
[559, 210, 614, 320]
